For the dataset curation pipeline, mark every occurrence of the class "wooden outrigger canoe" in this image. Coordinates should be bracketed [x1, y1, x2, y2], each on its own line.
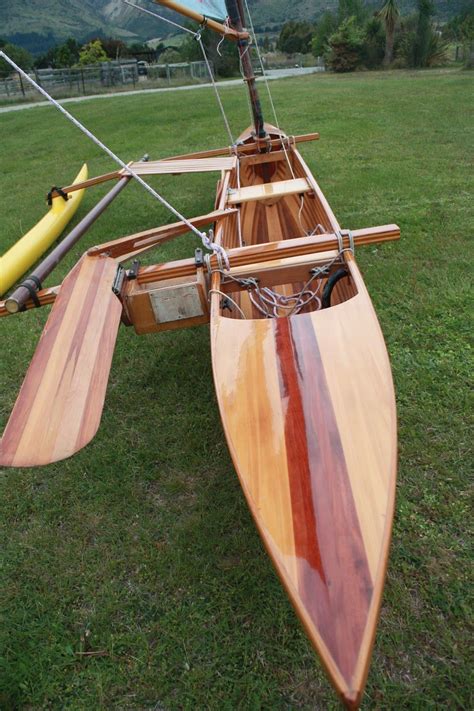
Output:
[0, 163, 87, 295]
[0, 1, 398, 706]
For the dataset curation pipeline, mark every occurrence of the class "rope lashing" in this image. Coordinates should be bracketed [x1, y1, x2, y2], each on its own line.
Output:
[0, 50, 229, 267]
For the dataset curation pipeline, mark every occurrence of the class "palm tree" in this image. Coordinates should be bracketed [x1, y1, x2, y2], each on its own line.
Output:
[379, 0, 400, 66]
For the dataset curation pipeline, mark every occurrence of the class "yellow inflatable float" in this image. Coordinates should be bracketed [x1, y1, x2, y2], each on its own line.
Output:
[0, 163, 88, 295]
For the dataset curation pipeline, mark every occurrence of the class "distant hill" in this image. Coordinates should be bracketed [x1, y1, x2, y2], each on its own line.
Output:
[0, 1, 468, 55]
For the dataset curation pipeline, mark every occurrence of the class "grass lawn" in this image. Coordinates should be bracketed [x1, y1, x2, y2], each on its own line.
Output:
[0, 69, 472, 709]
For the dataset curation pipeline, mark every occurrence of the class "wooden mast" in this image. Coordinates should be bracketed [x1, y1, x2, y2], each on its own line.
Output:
[225, 0, 266, 139]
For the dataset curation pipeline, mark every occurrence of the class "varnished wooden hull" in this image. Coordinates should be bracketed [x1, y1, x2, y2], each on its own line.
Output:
[210, 127, 397, 708]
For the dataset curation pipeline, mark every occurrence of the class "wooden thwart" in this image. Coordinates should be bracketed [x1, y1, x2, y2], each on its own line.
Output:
[227, 178, 311, 205]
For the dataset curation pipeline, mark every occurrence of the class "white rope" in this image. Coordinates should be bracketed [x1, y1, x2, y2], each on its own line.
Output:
[0, 50, 228, 265]
[195, 33, 234, 145]
[122, 1, 234, 149]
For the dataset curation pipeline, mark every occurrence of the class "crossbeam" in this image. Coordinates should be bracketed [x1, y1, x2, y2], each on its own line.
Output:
[0, 225, 399, 318]
[87, 208, 238, 260]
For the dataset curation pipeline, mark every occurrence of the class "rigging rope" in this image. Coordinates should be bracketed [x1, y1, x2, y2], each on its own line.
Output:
[0, 50, 228, 266]
[122, 0, 234, 145]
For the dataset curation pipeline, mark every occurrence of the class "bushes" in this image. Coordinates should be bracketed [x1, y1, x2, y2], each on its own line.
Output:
[327, 17, 365, 73]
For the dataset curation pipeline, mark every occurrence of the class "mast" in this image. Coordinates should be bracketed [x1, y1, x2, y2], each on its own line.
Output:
[225, 0, 266, 139]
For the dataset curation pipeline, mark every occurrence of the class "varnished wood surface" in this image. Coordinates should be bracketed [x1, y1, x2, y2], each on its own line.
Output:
[124, 157, 237, 175]
[0, 255, 122, 466]
[210, 126, 397, 708]
[227, 177, 311, 205]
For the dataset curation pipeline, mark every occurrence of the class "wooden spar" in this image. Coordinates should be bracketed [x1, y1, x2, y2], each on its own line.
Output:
[162, 133, 320, 161]
[48, 170, 121, 200]
[152, 0, 247, 39]
[136, 225, 400, 285]
[87, 208, 238, 259]
[225, 0, 266, 138]
[51, 136, 321, 200]
[5, 156, 149, 315]
[0, 224, 399, 318]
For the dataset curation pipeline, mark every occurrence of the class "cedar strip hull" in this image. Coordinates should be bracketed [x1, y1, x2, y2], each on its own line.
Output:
[210, 126, 397, 708]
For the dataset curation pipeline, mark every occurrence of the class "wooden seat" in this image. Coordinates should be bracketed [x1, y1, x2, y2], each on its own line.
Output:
[227, 178, 311, 205]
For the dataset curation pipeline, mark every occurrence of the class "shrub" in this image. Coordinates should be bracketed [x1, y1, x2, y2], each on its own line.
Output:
[328, 16, 365, 72]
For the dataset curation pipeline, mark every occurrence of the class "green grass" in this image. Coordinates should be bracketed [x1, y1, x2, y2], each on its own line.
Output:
[0, 69, 473, 710]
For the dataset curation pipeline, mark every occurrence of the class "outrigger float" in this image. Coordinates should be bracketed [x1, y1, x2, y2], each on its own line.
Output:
[0, 1, 398, 708]
[0, 163, 87, 295]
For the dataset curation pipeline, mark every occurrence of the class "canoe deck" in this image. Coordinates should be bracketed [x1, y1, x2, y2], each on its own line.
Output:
[211, 265, 396, 706]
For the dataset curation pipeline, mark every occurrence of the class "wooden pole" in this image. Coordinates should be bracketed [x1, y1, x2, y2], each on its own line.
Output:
[153, 0, 247, 40]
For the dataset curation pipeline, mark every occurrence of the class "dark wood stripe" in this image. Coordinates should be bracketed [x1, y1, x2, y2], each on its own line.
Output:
[275, 315, 373, 683]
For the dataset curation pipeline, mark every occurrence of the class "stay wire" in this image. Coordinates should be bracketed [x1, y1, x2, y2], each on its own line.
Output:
[0, 50, 228, 266]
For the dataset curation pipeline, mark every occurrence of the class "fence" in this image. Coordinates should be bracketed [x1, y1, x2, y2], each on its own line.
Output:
[0, 60, 214, 100]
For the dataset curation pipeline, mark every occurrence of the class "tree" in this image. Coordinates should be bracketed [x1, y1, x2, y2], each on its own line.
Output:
[328, 17, 365, 72]
[338, 0, 367, 25]
[413, 0, 434, 67]
[79, 40, 108, 66]
[277, 21, 314, 55]
[0, 42, 33, 78]
[311, 12, 337, 57]
[364, 16, 386, 69]
[378, 0, 400, 66]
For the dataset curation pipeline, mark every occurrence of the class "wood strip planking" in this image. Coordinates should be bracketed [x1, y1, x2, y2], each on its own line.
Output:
[211, 317, 297, 579]
[124, 156, 237, 175]
[0, 256, 122, 466]
[313, 257, 397, 581]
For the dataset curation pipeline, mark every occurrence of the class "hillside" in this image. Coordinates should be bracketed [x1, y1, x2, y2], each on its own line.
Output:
[0, 0, 468, 54]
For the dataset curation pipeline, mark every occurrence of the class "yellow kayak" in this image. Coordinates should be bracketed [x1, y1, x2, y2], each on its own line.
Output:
[0, 163, 88, 296]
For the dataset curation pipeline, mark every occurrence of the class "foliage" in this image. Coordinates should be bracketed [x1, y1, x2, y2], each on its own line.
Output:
[311, 12, 338, 57]
[98, 38, 127, 61]
[413, 0, 435, 67]
[363, 16, 386, 69]
[78, 40, 108, 66]
[378, 0, 400, 66]
[328, 16, 365, 72]
[180, 28, 239, 78]
[398, 1, 448, 68]
[157, 48, 182, 65]
[35, 38, 81, 69]
[443, 8, 474, 42]
[276, 21, 314, 55]
[337, 0, 368, 25]
[0, 41, 33, 78]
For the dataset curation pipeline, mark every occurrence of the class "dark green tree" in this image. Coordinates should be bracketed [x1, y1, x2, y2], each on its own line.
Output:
[413, 0, 434, 67]
[277, 21, 314, 54]
[364, 16, 386, 69]
[0, 42, 33, 77]
[378, 0, 400, 66]
[338, 0, 368, 25]
[311, 12, 337, 57]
